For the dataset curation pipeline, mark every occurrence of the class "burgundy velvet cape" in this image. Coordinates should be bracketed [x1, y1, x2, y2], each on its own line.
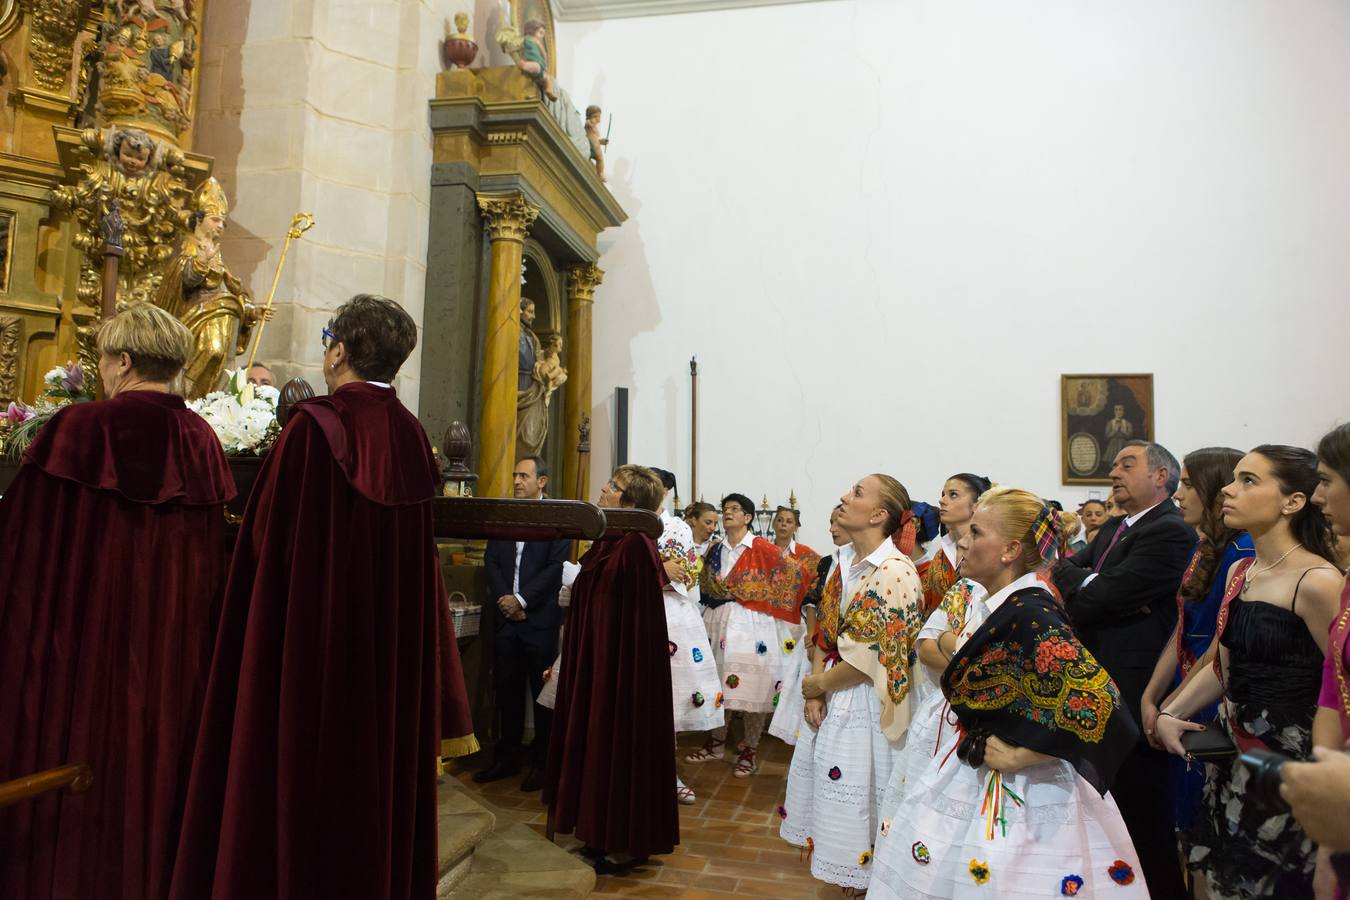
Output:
[543, 532, 678, 859]
[168, 383, 475, 900]
[0, 391, 235, 900]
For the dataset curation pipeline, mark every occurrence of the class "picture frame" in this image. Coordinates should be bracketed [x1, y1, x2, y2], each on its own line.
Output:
[1061, 374, 1154, 485]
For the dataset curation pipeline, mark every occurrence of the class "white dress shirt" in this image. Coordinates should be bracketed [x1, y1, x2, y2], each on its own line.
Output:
[718, 530, 757, 579]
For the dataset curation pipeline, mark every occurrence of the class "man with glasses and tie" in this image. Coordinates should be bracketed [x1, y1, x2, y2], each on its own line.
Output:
[1054, 440, 1196, 900]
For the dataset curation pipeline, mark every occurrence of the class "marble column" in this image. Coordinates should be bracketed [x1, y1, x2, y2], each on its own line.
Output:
[562, 263, 603, 502]
[475, 192, 538, 499]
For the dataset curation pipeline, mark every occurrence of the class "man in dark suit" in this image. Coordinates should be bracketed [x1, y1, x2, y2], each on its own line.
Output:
[1054, 440, 1196, 900]
[475, 456, 569, 791]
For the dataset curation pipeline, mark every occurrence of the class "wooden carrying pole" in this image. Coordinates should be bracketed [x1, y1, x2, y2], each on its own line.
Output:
[689, 357, 698, 504]
[246, 213, 316, 370]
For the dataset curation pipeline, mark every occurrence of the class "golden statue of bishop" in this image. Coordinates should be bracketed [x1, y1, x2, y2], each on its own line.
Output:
[156, 178, 267, 399]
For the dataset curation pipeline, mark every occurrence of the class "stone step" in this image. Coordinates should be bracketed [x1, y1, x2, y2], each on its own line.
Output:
[436, 776, 496, 896]
[445, 821, 596, 900]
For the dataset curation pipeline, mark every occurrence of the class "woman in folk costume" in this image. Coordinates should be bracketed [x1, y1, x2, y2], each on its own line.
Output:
[771, 505, 849, 745]
[877, 573, 987, 821]
[779, 474, 924, 891]
[646, 468, 724, 805]
[772, 504, 823, 608]
[871, 487, 1144, 899]
[687, 492, 806, 776]
[914, 473, 991, 616]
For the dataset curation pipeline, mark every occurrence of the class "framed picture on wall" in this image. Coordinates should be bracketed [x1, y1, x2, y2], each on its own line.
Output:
[1061, 374, 1154, 485]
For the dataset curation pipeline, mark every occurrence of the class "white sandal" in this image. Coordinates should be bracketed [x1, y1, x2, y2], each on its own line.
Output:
[732, 746, 758, 778]
[684, 737, 724, 763]
[676, 780, 696, 805]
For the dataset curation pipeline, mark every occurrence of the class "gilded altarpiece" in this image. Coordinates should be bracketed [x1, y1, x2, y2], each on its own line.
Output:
[0, 0, 211, 404]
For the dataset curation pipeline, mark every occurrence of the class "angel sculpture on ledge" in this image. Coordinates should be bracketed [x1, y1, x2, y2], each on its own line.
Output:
[519, 19, 557, 100]
[585, 105, 609, 181]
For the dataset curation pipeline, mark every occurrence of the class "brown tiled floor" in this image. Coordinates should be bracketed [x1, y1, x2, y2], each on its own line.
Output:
[448, 734, 839, 898]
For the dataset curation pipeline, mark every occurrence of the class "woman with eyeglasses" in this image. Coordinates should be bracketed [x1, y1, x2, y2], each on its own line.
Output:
[170, 294, 475, 900]
[0, 304, 234, 900]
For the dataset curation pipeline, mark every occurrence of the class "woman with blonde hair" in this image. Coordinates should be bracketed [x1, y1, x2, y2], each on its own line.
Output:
[779, 474, 924, 891]
[0, 303, 235, 900]
[544, 464, 679, 873]
[872, 487, 1143, 898]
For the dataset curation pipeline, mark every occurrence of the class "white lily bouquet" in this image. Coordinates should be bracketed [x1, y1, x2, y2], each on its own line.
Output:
[188, 369, 281, 455]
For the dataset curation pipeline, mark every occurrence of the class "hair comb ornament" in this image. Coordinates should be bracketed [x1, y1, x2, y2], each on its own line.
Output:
[1032, 505, 1063, 565]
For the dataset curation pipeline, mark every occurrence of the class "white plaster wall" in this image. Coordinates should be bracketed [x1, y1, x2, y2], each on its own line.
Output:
[196, 0, 482, 407]
[558, 0, 1350, 547]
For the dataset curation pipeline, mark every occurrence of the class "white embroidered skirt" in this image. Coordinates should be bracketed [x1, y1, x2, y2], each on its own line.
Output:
[702, 602, 801, 714]
[665, 592, 725, 732]
[870, 732, 1145, 899]
[878, 673, 953, 815]
[768, 637, 811, 745]
[779, 670, 900, 890]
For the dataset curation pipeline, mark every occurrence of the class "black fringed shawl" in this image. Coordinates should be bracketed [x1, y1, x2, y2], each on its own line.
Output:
[941, 586, 1138, 795]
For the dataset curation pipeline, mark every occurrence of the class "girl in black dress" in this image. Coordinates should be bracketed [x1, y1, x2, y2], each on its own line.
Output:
[1155, 445, 1342, 899]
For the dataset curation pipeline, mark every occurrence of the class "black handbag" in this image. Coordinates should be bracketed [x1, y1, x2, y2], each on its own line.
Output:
[1180, 722, 1237, 761]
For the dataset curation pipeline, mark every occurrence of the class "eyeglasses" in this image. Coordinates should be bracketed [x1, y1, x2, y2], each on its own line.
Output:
[321, 325, 335, 350]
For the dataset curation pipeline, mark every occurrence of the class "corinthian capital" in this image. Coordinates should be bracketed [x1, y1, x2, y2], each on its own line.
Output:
[477, 193, 539, 243]
[565, 263, 605, 302]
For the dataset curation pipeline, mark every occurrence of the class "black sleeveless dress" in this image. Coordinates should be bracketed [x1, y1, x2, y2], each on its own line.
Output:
[1186, 593, 1323, 899]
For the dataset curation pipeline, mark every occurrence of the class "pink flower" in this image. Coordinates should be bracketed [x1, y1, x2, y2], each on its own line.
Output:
[5, 401, 34, 424]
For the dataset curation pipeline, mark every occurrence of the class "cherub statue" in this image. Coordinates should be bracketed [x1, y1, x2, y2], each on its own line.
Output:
[585, 105, 609, 182]
[109, 128, 156, 177]
[534, 334, 568, 397]
[154, 178, 269, 399]
[517, 18, 557, 101]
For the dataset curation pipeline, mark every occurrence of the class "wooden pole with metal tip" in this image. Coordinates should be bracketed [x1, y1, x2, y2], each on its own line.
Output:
[690, 356, 698, 505]
[246, 212, 316, 371]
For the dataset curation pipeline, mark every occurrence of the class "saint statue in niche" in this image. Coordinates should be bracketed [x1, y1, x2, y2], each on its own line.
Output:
[155, 178, 269, 399]
[516, 298, 566, 457]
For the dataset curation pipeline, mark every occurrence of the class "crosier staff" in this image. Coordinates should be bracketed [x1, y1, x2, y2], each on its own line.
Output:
[245, 212, 316, 371]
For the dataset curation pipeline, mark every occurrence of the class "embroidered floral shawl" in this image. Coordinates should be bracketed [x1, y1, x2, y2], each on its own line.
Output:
[814, 544, 924, 741]
[699, 535, 807, 623]
[942, 586, 1137, 795]
[789, 543, 823, 609]
[918, 545, 958, 618]
[657, 513, 699, 595]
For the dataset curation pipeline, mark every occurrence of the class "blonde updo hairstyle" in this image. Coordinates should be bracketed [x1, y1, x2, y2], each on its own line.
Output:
[869, 473, 913, 534]
[96, 302, 193, 382]
[976, 486, 1069, 576]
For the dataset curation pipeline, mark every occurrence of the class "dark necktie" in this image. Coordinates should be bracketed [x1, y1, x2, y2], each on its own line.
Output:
[1092, 519, 1131, 574]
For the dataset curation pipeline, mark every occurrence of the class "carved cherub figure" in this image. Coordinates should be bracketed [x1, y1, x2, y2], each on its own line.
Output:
[534, 334, 568, 397]
[517, 18, 558, 101]
[109, 129, 156, 177]
[585, 105, 609, 182]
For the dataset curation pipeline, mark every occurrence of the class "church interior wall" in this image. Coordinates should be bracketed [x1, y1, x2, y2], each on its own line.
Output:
[195, 0, 510, 410]
[558, 0, 1350, 548]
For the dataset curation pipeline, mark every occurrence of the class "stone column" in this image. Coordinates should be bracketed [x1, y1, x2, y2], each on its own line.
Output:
[562, 263, 603, 501]
[475, 192, 538, 498]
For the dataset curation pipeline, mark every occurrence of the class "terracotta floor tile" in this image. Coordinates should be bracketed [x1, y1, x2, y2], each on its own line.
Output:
[450, 735, 829, 898]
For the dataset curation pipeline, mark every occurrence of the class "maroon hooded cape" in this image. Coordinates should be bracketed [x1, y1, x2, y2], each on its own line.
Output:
[543, 532, 678, 859]
[168, 383, 474, 900]
[0, 391, 235, 900]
